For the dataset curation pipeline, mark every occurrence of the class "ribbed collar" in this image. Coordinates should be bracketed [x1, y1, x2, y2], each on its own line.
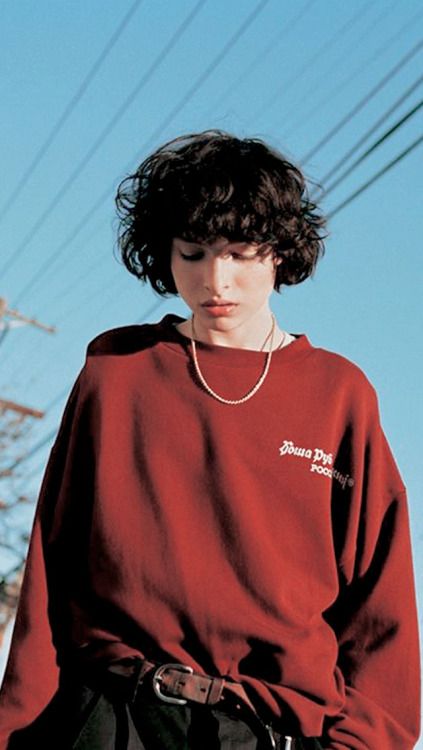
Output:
[158, 314, 313, 369]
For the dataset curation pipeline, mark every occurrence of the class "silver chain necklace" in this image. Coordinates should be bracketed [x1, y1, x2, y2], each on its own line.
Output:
[190, 315, 282, 406]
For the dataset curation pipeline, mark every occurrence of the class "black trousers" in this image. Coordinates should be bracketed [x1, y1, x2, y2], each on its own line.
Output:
[9, 679, 324, 750]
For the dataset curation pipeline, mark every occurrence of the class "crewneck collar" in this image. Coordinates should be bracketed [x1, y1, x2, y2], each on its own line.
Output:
[157, 314, 313, 368]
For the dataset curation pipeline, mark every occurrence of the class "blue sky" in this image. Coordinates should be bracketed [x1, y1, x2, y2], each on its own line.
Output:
[0, 0, 422, 728]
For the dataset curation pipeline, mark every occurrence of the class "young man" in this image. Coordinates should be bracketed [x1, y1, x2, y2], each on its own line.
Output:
[0, 131, 420, 749]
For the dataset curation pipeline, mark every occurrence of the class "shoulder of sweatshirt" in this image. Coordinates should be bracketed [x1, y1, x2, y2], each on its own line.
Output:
[84, 314, 183, 357]
[298, 340, 379, 406]
[86, 323, 162, 357]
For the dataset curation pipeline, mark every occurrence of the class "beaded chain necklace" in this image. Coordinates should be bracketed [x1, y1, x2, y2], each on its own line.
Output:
[190, 315, 285, 406]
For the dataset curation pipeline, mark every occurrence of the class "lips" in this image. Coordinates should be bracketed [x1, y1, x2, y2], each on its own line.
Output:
[201, 300, 237, 317]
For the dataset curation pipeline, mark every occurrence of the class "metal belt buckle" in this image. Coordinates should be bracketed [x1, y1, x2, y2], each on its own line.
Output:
[264, 725, 277, 749]
[267, 730, 292, 750]
[264, 725, 294, 749]
[152, 662, 194, 705]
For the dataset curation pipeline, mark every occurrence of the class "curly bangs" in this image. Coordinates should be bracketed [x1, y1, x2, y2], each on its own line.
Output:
[115, 130, 326, 295]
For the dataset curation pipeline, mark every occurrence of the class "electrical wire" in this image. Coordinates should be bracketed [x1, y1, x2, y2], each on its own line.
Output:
[9, 0, 270, 308]
[202, 0, 318, 122]
[11, 187, 114, 307]
[0, 0, 144, 223]
[129, 0, 272, 164]
[280, 3, 420, 140]
[327, 131, 423, 218]
[279, 0, 397, 136]
[300, 38, 423, 165]
[1, 299, 166, 475]
[321, 97, 423, 198]
[6, 14, 308, 377]
[0, 0, 208, 286]
[2, 214, 169, 379]
[317, 73, 423, 190]
[248, 1, 372, 125]
[31, 218, 109, 309]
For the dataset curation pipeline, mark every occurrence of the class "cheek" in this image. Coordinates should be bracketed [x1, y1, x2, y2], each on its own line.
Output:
[247, 264, 277, 294]
[170, 263, 185, 297]
[171, 261, 197, 298]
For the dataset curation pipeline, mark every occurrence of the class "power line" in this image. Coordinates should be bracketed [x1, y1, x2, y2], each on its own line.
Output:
[31, 218, 108, 309]
[5, 240, 167, 383]
[279, 0, 397, 137]
[318, 73, 423, 189]
[248, 0, 372, 125]
[12, 187, 115, 307]
[0, 0, 144, 223]
[2, 299, 166, 474]
[0, 0, 208, 288]
[280, 2, 419, 140]
[321, 97, 423, 198]
[2, 0, 278, 476]
[300, 38, 423, 165]
[327, 131, 423, 218]
[130, 0, 272, 163]
[202, 0, 318, 122]
[96, 291, 165, 327]
[9, 0, 270, 308]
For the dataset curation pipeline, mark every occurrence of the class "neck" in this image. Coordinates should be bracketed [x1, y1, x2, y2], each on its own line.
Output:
[176, 308, 284, 351]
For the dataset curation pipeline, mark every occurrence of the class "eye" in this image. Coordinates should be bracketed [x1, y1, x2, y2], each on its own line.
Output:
[231, 252, 258, 261]
[180, 251, 204, 261]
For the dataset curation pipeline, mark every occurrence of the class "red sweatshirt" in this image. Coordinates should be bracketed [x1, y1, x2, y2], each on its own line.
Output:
[0, 315, 420, 748]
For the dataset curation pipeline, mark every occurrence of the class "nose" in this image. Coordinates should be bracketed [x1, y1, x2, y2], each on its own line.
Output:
[203, 256, 230, 294]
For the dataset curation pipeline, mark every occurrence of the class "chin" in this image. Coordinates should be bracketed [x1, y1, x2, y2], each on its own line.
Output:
[207, 318, 238, 331]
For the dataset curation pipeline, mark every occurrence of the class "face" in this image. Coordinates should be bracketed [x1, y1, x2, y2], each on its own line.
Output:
[171, 237, 280, 345]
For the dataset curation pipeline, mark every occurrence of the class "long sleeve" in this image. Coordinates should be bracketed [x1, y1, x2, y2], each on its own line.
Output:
[323, 392, 420, 749]
[0, 377, 82, 749]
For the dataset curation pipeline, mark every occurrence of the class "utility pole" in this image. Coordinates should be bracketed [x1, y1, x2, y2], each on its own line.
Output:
[0, 400, 44, 419]
[0, 296, 56, 336]
[0, 295, 55, 417]
[0, 300, 56, 637]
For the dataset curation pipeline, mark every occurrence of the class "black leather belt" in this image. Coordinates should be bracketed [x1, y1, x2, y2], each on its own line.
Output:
[105, 658, 297, 749]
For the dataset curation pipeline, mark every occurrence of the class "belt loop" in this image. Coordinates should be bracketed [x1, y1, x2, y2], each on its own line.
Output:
[106, 657, 145, 703]
[129, 657, 146, 703]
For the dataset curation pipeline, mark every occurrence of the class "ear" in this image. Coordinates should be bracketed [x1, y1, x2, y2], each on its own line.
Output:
[274, 256, 283, 267]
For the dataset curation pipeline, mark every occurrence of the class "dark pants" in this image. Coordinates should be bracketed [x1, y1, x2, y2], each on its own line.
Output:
[9, 678, 324, 750]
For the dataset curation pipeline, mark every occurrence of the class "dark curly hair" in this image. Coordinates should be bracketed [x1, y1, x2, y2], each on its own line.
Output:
[115, 130, 326, 295]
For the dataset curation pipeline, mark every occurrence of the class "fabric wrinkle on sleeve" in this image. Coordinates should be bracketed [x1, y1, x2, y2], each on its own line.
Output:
[322, 387, 420, 749]
[0, 372, 86, 748]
